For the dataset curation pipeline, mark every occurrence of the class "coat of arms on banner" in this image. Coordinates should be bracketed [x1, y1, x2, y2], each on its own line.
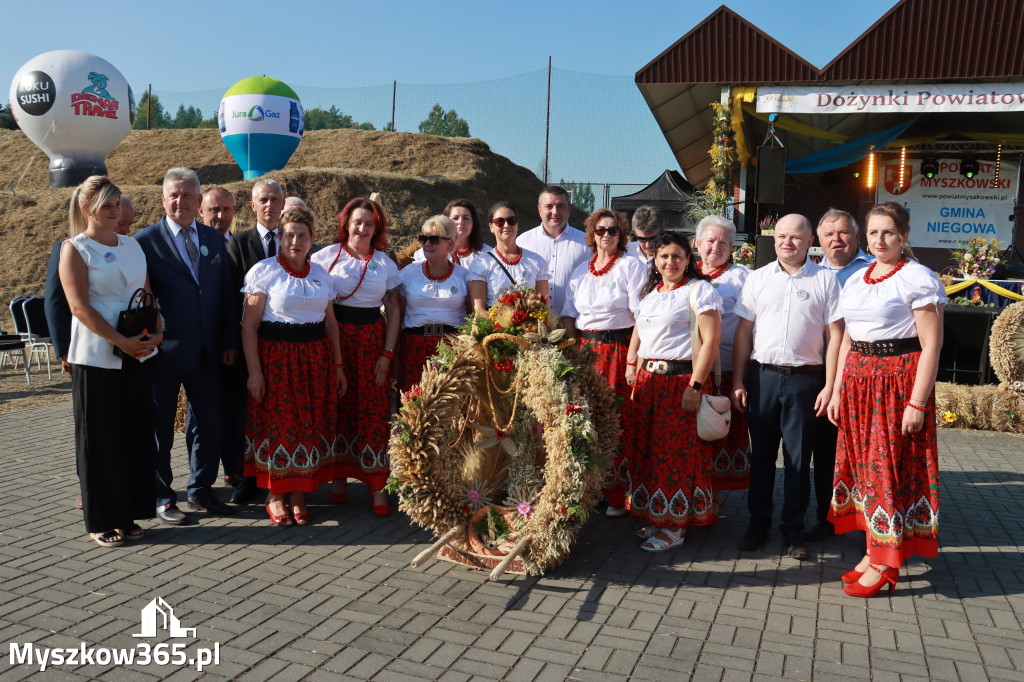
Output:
[883, 164, 912, 195]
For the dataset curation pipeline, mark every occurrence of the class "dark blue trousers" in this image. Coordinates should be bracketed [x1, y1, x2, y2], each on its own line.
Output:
[811, 415, 838, 524]
[185, 362, 245, 480]
[745, 363, 824, 536]
[153, 351, 224, 508]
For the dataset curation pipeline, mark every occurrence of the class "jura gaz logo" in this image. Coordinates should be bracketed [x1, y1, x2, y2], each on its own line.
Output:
[133, 597, 196, 639]
[232, 104, 282, 121]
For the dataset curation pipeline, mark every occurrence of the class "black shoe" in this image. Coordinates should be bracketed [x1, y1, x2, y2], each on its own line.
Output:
[783, 533, 810, 561]
[186, 493, 235, 516]
[229, 477, 258, 505]
[739, 525, 769, 551]
[223, 474, 243, 488]
[156, 504, 187, 525]
[803, 521, 835, 542]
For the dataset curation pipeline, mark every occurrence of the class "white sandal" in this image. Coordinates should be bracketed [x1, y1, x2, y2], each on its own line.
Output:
[640, 527, 685, 552]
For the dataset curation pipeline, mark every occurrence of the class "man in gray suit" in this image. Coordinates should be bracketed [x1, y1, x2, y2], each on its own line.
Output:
[135, 168, 239, 524]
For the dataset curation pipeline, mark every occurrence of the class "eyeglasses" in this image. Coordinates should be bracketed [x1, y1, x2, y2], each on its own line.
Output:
[594, 227, 620, 237]
[636, 234, 660, 243]
[417, 234, 450, 245]
[491, 216, 518, 228]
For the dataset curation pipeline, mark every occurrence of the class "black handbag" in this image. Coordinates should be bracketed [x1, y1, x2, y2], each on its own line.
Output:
[114, 288, 158, 360]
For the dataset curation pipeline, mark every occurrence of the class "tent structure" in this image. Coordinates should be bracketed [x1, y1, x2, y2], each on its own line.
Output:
[610, 169, 697, 231]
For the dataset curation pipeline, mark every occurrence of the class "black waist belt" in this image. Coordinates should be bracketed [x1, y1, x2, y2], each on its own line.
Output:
[850, 337, 921, 356]
[404, 324, 459, 337]
[333, 304, 381, 325]
[579, 327, 633, 343]
[259, 321, 326, 342]
[642, 359, 692, 375]
[758, 362, 824, 376]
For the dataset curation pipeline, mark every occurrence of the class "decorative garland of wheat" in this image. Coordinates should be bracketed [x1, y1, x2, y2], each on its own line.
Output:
[386, 287, 618, 576]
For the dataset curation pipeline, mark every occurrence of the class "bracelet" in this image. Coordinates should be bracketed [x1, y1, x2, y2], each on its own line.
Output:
[908, 398, 927, 407]
[906, 402, 927, 412]
[333, 363, 344, 369]
[381, 349, 395, 361]
[626, 361, 637, 366]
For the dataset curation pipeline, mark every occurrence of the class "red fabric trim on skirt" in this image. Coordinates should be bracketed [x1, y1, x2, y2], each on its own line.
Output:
[397, 330, 446, 394]
[623, 367, 715, 528]
[709, 370, 751, 491]
[334, 319, 390, 491]
[828, 350, 939, 567]
[244, 336, 338, 495]
[580, 335, 631, 508]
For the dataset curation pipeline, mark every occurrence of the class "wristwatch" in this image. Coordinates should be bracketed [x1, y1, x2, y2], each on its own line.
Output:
[688, 379, 703, 391]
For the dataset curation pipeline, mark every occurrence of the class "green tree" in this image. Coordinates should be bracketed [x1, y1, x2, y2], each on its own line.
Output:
[172, 104, 205, 129]
[0, 103, 18, 130]
[418, 104, 469, 137]
[560, 179, 595, 214]
[132, 91, 172, 129]
[382, 121, 396, 132]
[303, 105, 375, 131]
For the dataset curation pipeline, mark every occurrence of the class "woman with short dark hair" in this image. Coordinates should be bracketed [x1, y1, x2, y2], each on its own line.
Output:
[468, 201, 549, 314]
[242, 207, 347, 526]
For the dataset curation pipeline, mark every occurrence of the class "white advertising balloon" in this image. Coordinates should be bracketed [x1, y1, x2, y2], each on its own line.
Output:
[9, 50, 134, 187]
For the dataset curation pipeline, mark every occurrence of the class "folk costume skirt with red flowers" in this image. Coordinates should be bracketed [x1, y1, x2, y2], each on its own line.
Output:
[624, 367, 715, 528]
[397, 330, 446, 394]
[244, 331, 338, 495]
[828, 350, 939, 567]
[709, 370, 751, 490]
[334, 317, 390, 490]
[580, 334, 632, 508]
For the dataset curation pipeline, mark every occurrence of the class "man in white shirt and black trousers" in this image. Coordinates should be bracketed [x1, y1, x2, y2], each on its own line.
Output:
[516, 185, 590, 315]
[731, 214, 843, 560]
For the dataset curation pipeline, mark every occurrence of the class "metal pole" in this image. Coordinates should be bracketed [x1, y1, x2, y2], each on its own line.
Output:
[391, 80, 396, 131]
[147, 84, 152, 130]
[544, 57, 551, 184]
[603, 184, 610, 209]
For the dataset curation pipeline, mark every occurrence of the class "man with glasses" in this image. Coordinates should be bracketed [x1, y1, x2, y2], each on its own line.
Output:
[517, 185, 590, 314]
[627, 205, 664, 266]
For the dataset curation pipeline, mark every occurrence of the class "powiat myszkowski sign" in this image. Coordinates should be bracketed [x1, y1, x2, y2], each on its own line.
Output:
[875, 159, 1018, 249]
[757, 83, 1024, 113]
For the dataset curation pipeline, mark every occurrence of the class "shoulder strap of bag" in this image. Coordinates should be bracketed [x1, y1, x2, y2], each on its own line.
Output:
[489, 251, 518, 287]
[689, 283, 722, 389]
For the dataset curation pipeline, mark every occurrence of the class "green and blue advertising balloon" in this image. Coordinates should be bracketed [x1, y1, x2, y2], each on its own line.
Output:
[218, 76, 303, 180]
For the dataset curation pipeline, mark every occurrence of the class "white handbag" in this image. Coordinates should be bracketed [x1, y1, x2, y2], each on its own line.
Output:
[689, 286, 732, 441]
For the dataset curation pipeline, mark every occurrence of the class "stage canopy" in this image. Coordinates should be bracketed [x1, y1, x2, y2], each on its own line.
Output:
[610, 169, 696, 212]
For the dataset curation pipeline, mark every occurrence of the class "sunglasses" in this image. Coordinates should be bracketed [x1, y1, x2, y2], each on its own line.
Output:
[491, 216, 518, 228]
[417, 234, 450, 246]
[594, 227, 620, 237]
[636, 234, 661, 243]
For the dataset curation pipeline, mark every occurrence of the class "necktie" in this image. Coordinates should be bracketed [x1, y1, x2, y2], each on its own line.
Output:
[183, 225, 200, 275]
[266, 230, 277, 257]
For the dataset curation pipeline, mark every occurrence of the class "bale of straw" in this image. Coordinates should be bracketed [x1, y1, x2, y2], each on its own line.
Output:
[935, 381, 1024, 433]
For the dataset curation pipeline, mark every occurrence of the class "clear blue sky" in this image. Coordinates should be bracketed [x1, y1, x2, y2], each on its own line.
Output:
[4, 1, 900, 188]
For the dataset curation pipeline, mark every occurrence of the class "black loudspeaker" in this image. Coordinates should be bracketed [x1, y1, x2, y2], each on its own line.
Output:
[754, 235, 775, 269]
[756, 146, 787, 204]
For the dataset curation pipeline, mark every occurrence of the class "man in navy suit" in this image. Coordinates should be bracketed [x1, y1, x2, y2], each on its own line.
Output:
[135, 167, 240, 524]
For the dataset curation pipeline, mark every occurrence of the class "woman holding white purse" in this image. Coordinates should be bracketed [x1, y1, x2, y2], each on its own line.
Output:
[624, 232, 723, 551]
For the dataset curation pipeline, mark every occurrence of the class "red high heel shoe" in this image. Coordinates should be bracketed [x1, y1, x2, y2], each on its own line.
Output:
[266, 503, 293, 527]
[843, 565, 898, 597]
[330, 480, 347, 505]
[841, 569, 864, 584]
[371, 491, 390, 517]
[292, 508, 311, 526]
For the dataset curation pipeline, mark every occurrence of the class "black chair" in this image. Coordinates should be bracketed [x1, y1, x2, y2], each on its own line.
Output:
[21, 296, 54, 379]
[6, 295, 31, 369]
[0, 334, 31, 384]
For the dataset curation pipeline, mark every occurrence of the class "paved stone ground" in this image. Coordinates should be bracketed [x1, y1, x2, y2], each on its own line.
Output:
[0, 402, 1022, 681]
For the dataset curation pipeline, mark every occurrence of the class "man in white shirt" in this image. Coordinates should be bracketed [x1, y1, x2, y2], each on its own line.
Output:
[805, 208, 872, 542]
[732, 214, 843, 560]
[517, 185, 590, 314]
[626, 204, 663, 265]
[199, 187, 236, 244]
